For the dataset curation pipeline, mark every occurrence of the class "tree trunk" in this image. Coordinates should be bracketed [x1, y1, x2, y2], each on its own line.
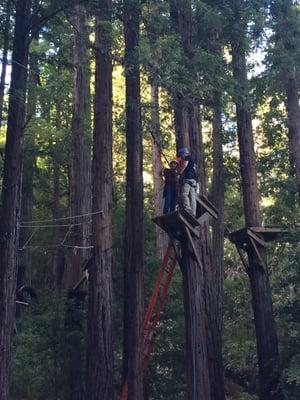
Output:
[68, 3, 91, 289]
[169, 0, 192, 150]
[231, 41, 262, 226]
[47, 104, 66, 290]
[170, 1, 225, 399]
[174, 104, 190, 150]
[151, 83, 167, 260]
[66, 5, 91, 400]
[284, 66, 300, 199]
[210, 94, 224, 337]
[122, 1, 144, 399]
[51, 153, 63, 289]
[0, 0, 11, 127]
[180, 235, 211, 400]
[85, 2, 113, 399]
[231, 35, 284, 400]
[169, 0, 192, 55]
[188, 102, 205, 191]
[201, 96, 226, 400]
[271, 0, 300, 199]
[188, 101, 225, 400]
[19, 47, 39, 283]
[0, 1, 31, 399]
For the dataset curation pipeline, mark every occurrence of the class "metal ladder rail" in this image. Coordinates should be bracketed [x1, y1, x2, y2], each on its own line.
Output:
[142, 254, 177, 371]
[143, 244, 172, 329]
[120, 243, 177, 400]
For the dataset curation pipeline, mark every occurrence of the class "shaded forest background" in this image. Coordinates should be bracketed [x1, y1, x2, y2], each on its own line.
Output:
[0, 0, 299, 399]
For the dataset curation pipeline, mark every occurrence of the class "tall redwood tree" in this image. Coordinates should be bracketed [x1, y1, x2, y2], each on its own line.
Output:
[19, 46, 39, 280]
[122, 0, 144, 399]
[169, 1, 225, 399]
[66, 4, 91, 399]
[0, 0, 11, 127]
[150, 83, 167, 260]
[68, 2, 91, 288]
[0, 1, 32, 399]
[231, 12, 284, 399]
[169, 0, 192, 149]
[270, 0, 300, 199]
[85, 1, 113, 399]
[211, 93, 225, 338]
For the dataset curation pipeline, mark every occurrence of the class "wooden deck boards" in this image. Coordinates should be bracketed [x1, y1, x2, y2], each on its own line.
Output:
[153, 209, 200, 239]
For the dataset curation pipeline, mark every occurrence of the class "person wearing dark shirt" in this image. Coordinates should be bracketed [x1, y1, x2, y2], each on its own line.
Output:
[163, 159, 179, 214]
[178, 147, 197, 216]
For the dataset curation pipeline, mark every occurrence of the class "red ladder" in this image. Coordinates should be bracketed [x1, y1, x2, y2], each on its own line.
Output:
[120, 242, 178, 400]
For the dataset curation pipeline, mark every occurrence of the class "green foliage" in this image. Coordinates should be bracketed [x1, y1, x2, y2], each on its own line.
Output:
[12, 292, 86, 400]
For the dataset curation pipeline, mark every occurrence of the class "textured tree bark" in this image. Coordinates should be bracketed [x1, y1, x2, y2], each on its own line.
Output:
[188, 96, 226, 400]
[174, 105, 190, 150]
[284, 67, 300, 199]
[180, 235, 211, 400]
[231, 35, 284, 400]
[48, 104, 65, 290]
[51, 152, 63, 288]
[68, 3, 91, 289]
[271, 0, 300, 200]
[211, 94, 224, 337]
[150, 83, 167, 260]
[0, 1, 32, 399]
[169, 0, 192, 55]
[199, 94, 226, 400]
[0, 0, 11, 127]
[170, 1, 225, 399]
[169, 0, 192, 150]
[19, 48, 39, 283]
[85, 1, 113, 399]
[188, 102, 206, 191]
[66, 5, 91, 400]
[122, 1, 144, 399]
[231, 40, 262, 226]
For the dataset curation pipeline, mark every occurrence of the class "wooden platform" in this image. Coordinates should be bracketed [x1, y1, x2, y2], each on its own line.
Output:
[250, 227, 290, 242]
[153, 209, 200, 239]
[196, 194, 218, 220]
[229, 226, 290, 250]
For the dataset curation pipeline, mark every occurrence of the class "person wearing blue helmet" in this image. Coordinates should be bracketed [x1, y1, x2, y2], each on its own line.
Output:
[178, 147, 197, 216]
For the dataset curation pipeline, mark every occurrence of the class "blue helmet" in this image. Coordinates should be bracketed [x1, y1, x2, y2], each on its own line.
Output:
[178, 147, 189, 155]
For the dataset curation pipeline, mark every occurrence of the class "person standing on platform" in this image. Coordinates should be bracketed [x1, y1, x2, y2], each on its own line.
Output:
[162, 159, 179, 214]
[178, 147, 197, 216]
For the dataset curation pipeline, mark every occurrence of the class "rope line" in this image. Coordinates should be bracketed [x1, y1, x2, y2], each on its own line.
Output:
[19, 242, 94, 251]
[19, 244, 94, 251]
[20, 221, 90, 228]
[61, 224, 74, 245]
[19, 227, 39, 250]
[20, 210, 103, 225]
[63, 244, 93, 249]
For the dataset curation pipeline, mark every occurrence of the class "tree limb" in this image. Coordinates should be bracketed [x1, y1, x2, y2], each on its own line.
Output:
[29, 0, 88, 39]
